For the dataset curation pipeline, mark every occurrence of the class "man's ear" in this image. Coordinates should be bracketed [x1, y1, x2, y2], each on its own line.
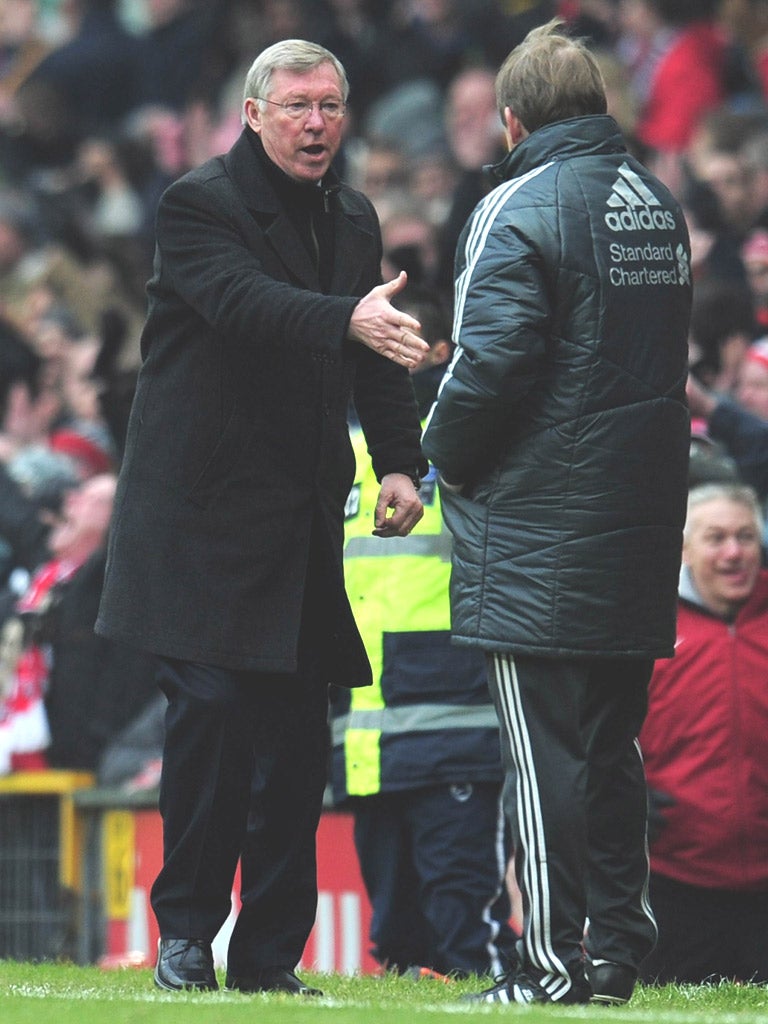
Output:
[503, 107, 527, 150]
[243, 98, 262, 133]
[681, 536, 691, 567]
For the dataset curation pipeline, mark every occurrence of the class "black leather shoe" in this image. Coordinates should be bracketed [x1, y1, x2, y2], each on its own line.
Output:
[225, 967, 322, 995]
[587, 959, 637, 1005]
[154, 938, 218, 991]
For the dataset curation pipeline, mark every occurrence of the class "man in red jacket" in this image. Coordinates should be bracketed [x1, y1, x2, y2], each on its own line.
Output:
[639, 482, 768, 984]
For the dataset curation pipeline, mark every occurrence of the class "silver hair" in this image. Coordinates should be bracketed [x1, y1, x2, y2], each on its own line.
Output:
[684, 482, 765, 538]
[241, 39, 349, 125]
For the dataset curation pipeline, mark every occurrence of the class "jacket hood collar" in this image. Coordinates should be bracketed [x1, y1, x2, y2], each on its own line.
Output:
[223, 127, 372, 293]
[679, 564, 704, 609]
[487, 114, 626, 183]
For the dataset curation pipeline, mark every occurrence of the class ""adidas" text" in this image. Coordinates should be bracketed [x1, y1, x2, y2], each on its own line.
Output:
[605, 207, 676, 232]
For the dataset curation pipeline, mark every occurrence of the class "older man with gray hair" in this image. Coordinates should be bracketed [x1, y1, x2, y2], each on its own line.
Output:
[640, 483, 768, 985]
[96, 38, 428, 995]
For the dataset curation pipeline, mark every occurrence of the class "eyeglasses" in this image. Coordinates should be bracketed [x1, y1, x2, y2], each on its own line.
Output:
[256, 97, 346, 120]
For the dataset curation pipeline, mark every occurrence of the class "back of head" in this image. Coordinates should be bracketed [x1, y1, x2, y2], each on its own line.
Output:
[241, 38, 349, 123]
[495, 18, 606, 134]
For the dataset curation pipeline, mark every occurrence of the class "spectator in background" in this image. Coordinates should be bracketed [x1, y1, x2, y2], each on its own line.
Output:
[679, 174, 747, 286]
[132, 0, 221, 114]
[0, 472, 117, 773]
[72, 134, 147, 291]
[686, 372, 768, 512]
[315, 0, 392, 121]
[16, 0, 139, 165]
[735, 336, 768, 420]
[619, 0, 727, 161]
[437, 64, 504, 291]
[687, 418, 741, 492]
[686, 129, 755, 242]
[0, 187, 145, 364]
[0, 0, 50, 128]
[377, 0, 479, 93]
[41, 471, 157, 772]
[737, 128, 768, 231]
[687, 278, 755, 394]
[331, 285, 517, 980]
[350, 137, 412, 211]
[741, 225, 768, 331]
[719, 0, 768, 104]
[0, 316, 59, 589]
[380, 204, 442, 292]
[0, 309, 61, 464]
[639, 483, 768, 985]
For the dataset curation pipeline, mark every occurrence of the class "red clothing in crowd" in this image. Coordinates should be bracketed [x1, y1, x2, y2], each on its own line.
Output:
[640, 570, 768, 890]
[0, 557, 84, 773]
[636, 20, 727, 153]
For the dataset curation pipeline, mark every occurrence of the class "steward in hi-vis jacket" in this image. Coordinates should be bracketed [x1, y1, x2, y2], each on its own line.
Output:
[330, 418, 517, 978]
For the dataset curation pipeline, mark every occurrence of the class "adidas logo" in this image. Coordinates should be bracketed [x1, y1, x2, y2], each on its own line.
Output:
[605, 162, 676, 232]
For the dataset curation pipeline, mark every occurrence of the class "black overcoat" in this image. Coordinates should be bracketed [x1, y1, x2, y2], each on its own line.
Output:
[96, 130, 425, 685]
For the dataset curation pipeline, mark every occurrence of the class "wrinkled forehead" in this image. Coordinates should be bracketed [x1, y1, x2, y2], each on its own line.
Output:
[266, 63, 344, 99]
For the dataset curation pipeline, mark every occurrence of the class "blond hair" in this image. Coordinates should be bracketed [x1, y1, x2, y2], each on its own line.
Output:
[495, 19, 606, 133]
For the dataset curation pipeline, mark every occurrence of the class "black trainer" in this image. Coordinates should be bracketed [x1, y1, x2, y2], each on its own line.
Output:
[154, 938, 218, 991]
[587, 959, 637, 1005]
[464, 968, 590, 1005]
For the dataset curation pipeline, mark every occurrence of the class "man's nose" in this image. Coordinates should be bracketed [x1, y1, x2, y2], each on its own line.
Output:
[722, 536, 743, 558]
[304, 104, 325, 127]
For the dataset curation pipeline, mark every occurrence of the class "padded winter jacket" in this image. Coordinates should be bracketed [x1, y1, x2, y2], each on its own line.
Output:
[422, 115, 692, 658]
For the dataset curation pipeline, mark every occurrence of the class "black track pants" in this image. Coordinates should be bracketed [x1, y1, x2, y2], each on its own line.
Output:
[486, 653, 657, 1000]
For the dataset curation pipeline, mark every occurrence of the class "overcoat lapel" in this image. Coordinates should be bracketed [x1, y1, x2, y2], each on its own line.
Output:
[330, 196, 377, 295]
[225, 130, 375, 295]
[225, 133, 318, 289]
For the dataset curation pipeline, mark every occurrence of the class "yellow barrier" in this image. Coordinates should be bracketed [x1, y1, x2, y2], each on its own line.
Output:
[0, 770, 94, 891]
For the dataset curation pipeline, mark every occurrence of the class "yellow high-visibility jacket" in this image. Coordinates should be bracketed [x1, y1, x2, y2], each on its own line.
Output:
[329, 429, 503, 800]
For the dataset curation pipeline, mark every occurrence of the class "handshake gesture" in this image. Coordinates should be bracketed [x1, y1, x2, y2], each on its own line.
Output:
[348, 271, 429, 370]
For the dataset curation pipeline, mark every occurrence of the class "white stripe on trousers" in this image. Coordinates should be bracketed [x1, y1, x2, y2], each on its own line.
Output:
[491, 652, 573, 1001]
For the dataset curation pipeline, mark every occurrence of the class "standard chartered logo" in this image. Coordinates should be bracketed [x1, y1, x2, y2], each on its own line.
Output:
[676, 242, 691, 286]
[604, 163, 690, 286]
[609, 241, 690, 286]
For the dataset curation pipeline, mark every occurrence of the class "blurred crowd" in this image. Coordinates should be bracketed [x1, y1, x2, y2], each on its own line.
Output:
[1, 0, 768, 776]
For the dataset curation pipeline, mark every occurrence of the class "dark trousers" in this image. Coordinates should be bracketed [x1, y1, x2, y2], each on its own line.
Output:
[351, 783, 518, 977]
[487, 653, 656, 1000]
[640, 874, 768, 984]
[150, 656, 330, 972]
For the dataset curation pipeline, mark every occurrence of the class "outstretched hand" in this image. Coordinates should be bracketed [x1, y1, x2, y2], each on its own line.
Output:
[348, 271, 429, 370]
